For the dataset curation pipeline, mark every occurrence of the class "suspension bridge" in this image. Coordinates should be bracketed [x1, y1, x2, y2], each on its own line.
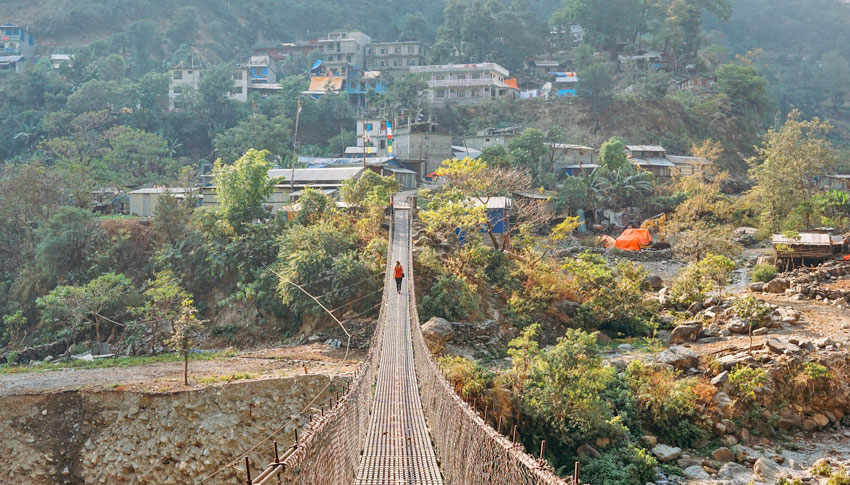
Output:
[235, 196, 576, 485]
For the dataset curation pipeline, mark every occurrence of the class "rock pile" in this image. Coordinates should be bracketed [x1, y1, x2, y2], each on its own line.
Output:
[752, 260, 850, 307]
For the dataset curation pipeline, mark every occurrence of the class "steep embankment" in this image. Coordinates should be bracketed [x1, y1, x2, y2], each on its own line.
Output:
[1, 375, 346, 484]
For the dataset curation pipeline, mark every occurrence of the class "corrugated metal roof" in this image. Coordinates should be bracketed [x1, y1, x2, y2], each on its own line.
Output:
[549, 143, 597, 151]
[306, 76, 344, 92]
[627, 145, 667, 153]
[268, 167, 364, 182]
[666, 155, 711, 166]
[631, 157, 675, 167]
[772, 232, 833, 246]
[470, 196, 512, 209]
[130, 187, 196, 194]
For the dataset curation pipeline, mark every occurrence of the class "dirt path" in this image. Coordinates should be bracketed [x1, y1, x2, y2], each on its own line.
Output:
[0, 344, 365, 396]
[687, 294, 850, 356]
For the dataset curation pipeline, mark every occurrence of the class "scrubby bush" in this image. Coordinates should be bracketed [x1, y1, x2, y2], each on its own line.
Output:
[729, 365, 768, 402]
[626, 361, 709, 447]
[437, 355, 495, 399]
[419, 274, 479, 321]
[751, 264, 778, 282]
[582, 445, 658, 485]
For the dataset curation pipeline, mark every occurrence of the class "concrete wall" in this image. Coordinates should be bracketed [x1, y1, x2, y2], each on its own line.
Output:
[0, 375, 345, 484]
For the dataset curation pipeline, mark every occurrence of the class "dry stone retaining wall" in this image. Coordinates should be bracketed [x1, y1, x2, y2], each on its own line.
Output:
[0, 375, 343, 484]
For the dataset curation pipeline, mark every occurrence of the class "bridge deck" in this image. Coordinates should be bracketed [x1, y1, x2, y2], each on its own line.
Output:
[354, 208, 443, 485]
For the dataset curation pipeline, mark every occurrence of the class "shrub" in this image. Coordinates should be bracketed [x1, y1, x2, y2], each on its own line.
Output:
[437, 355, 495, 398]
[729, 365, 768, 402]
[581, 445, 658, 485]
[828, 468, 850, 485]
[670, 263, 712, 306]
[626, 361, 708, 447]
[733, 296, 772, 330]
[419, 274, 479, 321]
[751, 264, 778, 283]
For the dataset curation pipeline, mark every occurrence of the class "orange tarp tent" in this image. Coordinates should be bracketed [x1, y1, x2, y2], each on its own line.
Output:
[598, 235, 616, 248]
[615, 228, 652, 251]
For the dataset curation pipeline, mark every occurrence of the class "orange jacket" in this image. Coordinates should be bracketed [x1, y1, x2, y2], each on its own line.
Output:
[394, 265, 404, 279]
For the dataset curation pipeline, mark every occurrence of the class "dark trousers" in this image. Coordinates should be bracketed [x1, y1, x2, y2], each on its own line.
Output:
[395, 277, 403, 292]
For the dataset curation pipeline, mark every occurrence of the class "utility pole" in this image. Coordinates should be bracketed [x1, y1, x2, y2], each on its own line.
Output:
[362, 118, 367, 169]
[292, 99, 301, 195]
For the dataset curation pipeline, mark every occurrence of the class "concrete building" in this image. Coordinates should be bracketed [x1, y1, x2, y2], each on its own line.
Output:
[318, 31, 371, 76]
[365, 41, 429, 78]
[168, 58, 278, 109]
[0, 24, 35, 72]
[129, 187, 199, 217]
[666, 155, 712, 177]
[549, 144, 598, 177]
[675, 74, 713, 92]
[252, 40, 320, 62]
[410, 63, 518, 104]
[463, 126, 520, 151]
[392, 122, 454, 177]
[50, 54, 72, 69]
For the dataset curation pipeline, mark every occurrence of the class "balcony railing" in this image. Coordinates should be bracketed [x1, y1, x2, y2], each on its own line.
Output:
[427, 78, 499, 88]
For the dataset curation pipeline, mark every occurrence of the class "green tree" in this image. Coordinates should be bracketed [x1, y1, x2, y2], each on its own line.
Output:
[167, 6, 200, 47]
[748, 110, 837, 231]
[211, 149, 275, 233]
[295, 187, 333, 226]
[102, 126, 175, 185]
[696, 253, 736, 297]
[166, 298, 205, 386]
[508, 128, 549, 183]
[598, 137, 629, 171]
[37, 272, 134, 343]
[133, 270, 191, 353]
[213, 114, 293, 164]
[578, 63, 615, 113]
[33, 207, 107, 287]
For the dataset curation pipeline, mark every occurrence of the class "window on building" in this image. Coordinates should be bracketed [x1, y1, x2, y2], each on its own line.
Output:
[393, 59, 399, 66]
[394, 47, 401, 54]
[234, 71, 243, 80]
[471, 73, 480, 79]
[456, 74, 466, 80]
[380, 140, 386, 149]
[173, 86, 183, 94]
[231, 87, 243, 95]
[380, 48, 386, 54]
[457, 89, 466, 97]
[408, 46, 415, 53]
[368, 48, 374, 55]
[370, 81, 376, 89]
[346, 54, 352, 61]
[435, 75, 445, 81]
[173, 71, 183, 80]
[436, 89, 446, 98]
[408, 59, 416, 66]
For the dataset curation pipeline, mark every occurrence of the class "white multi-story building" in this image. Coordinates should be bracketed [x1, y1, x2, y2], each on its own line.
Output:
[318, 31, 371, 76]
[410, 63, 518, 104]
[365, 41, 429, 78]
[168, 55, 282, 110]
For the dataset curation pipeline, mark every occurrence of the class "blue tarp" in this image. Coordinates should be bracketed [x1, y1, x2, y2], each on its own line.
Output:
[310, 59, 323, 72]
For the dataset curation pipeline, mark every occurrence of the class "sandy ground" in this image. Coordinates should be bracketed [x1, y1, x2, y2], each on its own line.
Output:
[0, 344, 365, 396]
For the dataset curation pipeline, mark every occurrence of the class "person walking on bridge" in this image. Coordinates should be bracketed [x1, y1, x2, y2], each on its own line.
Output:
[393, 261, 405, 293]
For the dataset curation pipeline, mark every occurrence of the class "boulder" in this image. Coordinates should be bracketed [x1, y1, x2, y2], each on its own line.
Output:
[812, 413, 830, 428]
[764, 278, 790, 293]
[713, 421, 727, 436]
[711, 371, 729, 386]
[726, 317, 749, 334]
[714, 392, 733, 410]
[682, 465, 710, 479]
[753, 456, 783, 482]
[421, 317, 454, 354]
[669, 323, 701, 344]
[719, 434, 737, 447]
[595, 332, 612, 344]
[577, 444, 600, 460]
[657, 346, 698, 370]
[752, 327, 769, 336]
[641, 435, 657, 447]
[765, 338, 788, 354]
[686, 301, 703, 316]
[651, 444, 681, 462]
[711, 447, 734, 462]
[555, 300, 580, 317]
[717, 353, 755, 370]
[646, 274, 664, 290]
[748, 282, 764, 292]
[802, 418, 817, 431]
[717, 462, 752, 481]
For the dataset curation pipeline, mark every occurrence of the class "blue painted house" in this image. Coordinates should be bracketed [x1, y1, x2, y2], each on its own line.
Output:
[0, 24, 34, 72]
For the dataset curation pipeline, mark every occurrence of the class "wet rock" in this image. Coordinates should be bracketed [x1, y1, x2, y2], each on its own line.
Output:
[682, 465, 710, 479]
